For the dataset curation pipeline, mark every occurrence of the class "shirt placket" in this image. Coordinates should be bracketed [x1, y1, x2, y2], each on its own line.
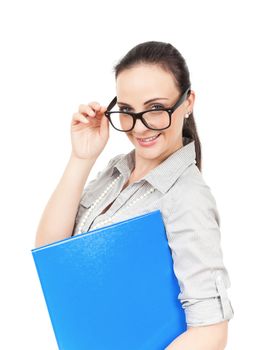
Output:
[90, 180, 145, 229]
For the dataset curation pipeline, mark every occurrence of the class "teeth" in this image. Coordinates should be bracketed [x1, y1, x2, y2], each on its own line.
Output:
[138, 134, 160, 142]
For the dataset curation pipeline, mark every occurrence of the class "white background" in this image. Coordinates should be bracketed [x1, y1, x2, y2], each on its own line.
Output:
[0, 0, 262, 349]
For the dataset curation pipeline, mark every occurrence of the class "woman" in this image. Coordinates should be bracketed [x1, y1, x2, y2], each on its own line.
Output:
[35, 41, 234, 349]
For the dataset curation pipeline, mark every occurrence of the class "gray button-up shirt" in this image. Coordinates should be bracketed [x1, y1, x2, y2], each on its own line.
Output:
[72, 136, 234, 327]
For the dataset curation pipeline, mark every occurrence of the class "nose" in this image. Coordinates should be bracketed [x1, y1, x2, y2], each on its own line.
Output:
[132, 117, 149, 134]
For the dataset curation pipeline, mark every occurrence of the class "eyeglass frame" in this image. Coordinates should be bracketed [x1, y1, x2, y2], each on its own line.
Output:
[104, 86, 191, 132]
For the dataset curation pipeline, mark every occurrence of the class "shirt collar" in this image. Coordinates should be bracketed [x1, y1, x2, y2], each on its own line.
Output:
[111, 136, 196, 194]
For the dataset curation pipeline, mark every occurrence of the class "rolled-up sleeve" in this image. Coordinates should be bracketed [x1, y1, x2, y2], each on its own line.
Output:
[164, 179, 234, 327]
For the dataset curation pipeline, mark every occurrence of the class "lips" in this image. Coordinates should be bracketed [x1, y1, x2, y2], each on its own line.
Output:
[136, 133, 161, 142]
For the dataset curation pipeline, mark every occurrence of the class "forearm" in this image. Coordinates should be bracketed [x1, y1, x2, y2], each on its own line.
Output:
[35, 152, 97, 247]
[165, 321, 228, 350]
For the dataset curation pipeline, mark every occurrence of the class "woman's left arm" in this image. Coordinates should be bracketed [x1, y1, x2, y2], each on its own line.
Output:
[163, 176, 234, 349]
[165, 320, 228, 350]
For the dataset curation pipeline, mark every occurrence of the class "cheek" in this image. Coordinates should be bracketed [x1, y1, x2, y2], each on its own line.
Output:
[170, 111, 184, 131]
[163, 120, 183, 141]
[126, 133, 135, 142]
[161, 130, 172, 141]
[171, 111, 182, 124]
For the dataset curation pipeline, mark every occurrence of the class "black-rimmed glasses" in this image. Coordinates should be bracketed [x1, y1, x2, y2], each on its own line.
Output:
[104, 87, 191, 132]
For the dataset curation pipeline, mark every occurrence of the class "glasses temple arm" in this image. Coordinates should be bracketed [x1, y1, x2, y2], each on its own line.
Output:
[106, 96, 117, 111]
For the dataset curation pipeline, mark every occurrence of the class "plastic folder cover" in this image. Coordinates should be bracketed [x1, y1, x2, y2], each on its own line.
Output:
[32, 209, 187, 350]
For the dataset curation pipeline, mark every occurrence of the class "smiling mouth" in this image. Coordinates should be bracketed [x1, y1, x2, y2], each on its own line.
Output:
[136, 133, 161, 142]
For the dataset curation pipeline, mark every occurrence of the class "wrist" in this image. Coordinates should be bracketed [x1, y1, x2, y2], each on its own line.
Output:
[70, 151, 97, 164]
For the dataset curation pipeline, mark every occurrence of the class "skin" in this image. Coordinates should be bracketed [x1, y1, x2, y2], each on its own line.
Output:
[115, 63, 195, 184]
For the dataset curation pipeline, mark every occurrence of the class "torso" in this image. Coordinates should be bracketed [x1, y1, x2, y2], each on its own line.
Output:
[98, 178, 131, 215]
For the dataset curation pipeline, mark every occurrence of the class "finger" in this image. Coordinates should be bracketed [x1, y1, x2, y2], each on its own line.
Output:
[79, 103, 107, 117]
[88, 105, 108, 121]
[72, 112, 103, 129]
[88, 101, 101, 111]
[79, 101, 102, 115]
[88, 104, 107, 118]
[72, 112, 89, 124]
[94, 106, 107, 119]
[79, 104, 98, 117]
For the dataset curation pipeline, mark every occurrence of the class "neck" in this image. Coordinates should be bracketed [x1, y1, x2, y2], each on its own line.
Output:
[132, 157, 160, 180]
[131, 138, 184, 181]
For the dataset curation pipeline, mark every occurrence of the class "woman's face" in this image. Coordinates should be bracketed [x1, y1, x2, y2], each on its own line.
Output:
[116, 64, 195, 163]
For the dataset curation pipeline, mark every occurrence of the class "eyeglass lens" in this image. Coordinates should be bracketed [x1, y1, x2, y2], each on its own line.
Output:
[110, 109, 170, 131]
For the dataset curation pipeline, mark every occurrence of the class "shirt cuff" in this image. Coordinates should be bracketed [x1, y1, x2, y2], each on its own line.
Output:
[181, 295, 234, 327]
[179, 270, 234, 327]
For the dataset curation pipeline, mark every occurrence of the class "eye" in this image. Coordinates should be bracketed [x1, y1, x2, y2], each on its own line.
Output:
[119, 107, 130, 112]
[151, 104, 164, 110]
[119, 104, 165, 112]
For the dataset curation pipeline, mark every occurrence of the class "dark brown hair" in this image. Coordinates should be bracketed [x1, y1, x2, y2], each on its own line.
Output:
[113, 40, 202, 171]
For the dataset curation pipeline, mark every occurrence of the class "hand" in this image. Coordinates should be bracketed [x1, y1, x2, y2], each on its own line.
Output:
[70, 101, 109, 160]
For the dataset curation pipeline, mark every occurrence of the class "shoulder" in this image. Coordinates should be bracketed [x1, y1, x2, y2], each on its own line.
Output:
[80, 153, 125, 201]
[105, 153, 125, 169]
[164, 163, 221, 227]
[170, 163, 217, 205]
[93, 152, 125, 180]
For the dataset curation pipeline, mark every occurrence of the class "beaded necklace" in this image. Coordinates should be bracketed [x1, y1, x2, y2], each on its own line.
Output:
[76, 173, 155, 234]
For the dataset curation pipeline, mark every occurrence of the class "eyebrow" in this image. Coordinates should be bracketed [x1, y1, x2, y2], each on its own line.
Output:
[117, 97, 169, 106]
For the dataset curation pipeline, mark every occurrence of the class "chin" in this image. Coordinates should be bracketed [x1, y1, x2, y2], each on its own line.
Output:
[135, 145, 167, 160]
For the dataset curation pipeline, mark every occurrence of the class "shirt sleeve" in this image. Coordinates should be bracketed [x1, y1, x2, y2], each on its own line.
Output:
[164, 179, 234, 327]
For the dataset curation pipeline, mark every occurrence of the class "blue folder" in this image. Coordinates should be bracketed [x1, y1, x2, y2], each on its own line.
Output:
[31, 209, 187, 350]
